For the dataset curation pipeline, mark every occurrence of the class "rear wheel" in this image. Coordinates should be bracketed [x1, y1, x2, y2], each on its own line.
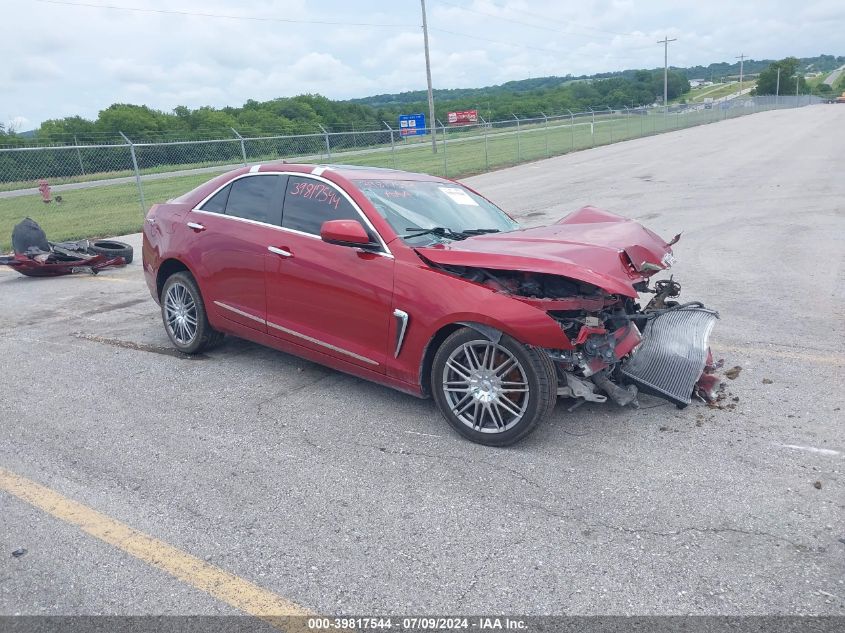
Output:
[160, 271, 223, 354]
[431, 328, 556, 446]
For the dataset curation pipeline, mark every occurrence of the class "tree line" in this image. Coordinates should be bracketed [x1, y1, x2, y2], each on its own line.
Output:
[1, 69, 691, 147]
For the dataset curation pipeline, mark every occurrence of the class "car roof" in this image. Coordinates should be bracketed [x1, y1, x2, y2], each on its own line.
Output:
[257, 162, 449, 182]
[169, 162, 452, 207]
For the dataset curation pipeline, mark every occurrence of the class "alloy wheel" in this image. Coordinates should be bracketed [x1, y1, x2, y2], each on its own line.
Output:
[164, 281, 198, 345]
[441, 340, 530, 433]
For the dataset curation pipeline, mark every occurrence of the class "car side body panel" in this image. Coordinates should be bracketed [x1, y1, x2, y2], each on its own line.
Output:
[142, 162, 684, 403]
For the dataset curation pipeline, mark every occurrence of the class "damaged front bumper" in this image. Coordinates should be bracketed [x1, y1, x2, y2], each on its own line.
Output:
[547, 305, 719, 409]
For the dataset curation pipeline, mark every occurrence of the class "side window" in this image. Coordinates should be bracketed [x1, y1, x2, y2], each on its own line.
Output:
[199, 184, 231, 214]
[282, 176, 364, 236]
[225, 175, 285, 225]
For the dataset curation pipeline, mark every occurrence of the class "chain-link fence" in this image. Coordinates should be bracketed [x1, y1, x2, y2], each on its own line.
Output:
[0, 95, 824, 249]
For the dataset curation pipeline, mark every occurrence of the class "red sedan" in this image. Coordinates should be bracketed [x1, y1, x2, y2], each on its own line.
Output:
[143, 163, 717, 445]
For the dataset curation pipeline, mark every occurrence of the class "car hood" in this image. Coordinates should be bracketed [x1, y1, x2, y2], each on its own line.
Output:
[415, 206, 676, 298]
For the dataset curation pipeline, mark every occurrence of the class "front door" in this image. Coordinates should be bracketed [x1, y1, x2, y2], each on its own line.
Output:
[265, 175, 394, 371]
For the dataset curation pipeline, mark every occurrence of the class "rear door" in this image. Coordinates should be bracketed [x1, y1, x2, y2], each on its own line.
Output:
[186, 174, 286, 332]
[264, 175, 394, 371]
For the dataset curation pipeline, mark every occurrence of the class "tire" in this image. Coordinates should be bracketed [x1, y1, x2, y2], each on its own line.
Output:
[89, 240, 133, 264]
[160, 271, 223, 354]
[431, 327, 557, 446]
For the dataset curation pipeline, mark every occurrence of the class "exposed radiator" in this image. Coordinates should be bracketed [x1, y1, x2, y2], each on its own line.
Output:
[621, 307, 719, 406]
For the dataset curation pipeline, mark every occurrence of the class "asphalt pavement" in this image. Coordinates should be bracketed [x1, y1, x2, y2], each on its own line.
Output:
[0, 104, 843, 618]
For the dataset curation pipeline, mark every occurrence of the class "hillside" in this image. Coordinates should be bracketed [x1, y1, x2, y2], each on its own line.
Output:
[351, 54, 844, 109]
[2, 54, 841, 146]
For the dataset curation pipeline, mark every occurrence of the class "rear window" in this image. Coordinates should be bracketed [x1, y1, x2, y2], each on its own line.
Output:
[225, 175, 285, 225]
[199, 184, 230, 213]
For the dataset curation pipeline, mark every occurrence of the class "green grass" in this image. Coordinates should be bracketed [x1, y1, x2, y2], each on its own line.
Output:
[0, 174, 211, 251]
[0, 106, 756, 252]
[681, 81, 757, 103]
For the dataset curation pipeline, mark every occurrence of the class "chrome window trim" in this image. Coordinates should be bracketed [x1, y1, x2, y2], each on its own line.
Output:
[214, 300, 380, 367]
[191, 171, 393, 257]
[193, 208, 320, 240]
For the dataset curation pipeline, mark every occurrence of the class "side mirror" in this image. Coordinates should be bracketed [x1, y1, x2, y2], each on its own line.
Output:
[320, 219, 372, 247]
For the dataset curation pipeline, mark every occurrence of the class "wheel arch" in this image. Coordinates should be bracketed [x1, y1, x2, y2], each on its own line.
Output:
[156, 258, 194, 299]
[418, 320, 505, 398]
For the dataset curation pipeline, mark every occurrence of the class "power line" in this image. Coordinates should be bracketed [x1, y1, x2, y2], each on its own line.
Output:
[33, 0, 572, 56]
[33, 0, 417, 28]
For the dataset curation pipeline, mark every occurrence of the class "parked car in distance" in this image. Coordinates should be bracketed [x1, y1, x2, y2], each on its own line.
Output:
[143, 163, 717, 445]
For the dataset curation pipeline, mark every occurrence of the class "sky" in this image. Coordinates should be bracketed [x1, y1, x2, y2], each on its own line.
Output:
[3, 0, 844, 130]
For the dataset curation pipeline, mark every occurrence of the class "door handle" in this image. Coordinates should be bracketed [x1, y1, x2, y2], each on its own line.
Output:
[187, 222, 205, 231]
[268, 246, 293, 258]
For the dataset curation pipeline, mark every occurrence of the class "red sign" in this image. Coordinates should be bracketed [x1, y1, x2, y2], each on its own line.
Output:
[447, 110, 478, 125]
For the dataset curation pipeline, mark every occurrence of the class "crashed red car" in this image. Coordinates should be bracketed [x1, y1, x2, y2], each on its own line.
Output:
[142, 163, 717, 446]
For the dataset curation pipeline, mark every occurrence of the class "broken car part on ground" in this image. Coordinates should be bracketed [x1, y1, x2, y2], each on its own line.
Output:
[143, 164, 720, 445]
[0, 218, 133, 277]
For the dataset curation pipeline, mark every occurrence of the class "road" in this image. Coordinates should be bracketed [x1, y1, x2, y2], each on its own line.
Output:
[1, 105, 843, 619]
[823, 64, 845, 86]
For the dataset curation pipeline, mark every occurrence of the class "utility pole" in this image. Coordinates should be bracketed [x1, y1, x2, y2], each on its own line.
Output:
[736, 53, 746, 94]
[420, 0, 437, 153]
[657, 36, 677, 112]
[776, 66, 780, 104]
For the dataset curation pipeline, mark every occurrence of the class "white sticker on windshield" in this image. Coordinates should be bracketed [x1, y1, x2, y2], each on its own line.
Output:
[438, 186, 479, 206]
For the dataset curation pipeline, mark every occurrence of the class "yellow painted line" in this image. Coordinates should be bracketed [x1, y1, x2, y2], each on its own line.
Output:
[717, 343, 845, 367]
[0, 467, 312, 624]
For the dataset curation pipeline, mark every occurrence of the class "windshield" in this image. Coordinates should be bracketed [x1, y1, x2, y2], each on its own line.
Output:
[352, 179, 519, 245]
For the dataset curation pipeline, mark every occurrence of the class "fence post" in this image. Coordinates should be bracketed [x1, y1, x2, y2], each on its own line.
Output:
[540, 111, 549, 157]
[479, 116, 490, 171]
[119, 131, 146, 216]
[607, 107, 613, 144]
[382, 121, 396, 168]
[588, 107, 595, 146]
[566, 109, 574, 151]
[231, 128, 247, 166]
[437, 119, 447, 177]
[73, 135, 86, 176]
[317, 123, 331, 160]
[512, 114, 521, 161]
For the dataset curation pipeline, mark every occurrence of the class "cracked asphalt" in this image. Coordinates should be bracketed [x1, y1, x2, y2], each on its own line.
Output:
[1, 105, 843, 616]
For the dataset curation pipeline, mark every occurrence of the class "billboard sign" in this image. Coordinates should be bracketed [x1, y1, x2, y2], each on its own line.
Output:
[398, 113, 427, 136]
[447, 109, 478, 125]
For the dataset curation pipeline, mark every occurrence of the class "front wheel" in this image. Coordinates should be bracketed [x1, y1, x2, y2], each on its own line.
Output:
[160, 271, 223, 354]
[431, 328, 557, 446]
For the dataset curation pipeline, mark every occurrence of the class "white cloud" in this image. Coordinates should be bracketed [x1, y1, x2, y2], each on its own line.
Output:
[9, 56, 63, 82]
[0, 0, 842, 128]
